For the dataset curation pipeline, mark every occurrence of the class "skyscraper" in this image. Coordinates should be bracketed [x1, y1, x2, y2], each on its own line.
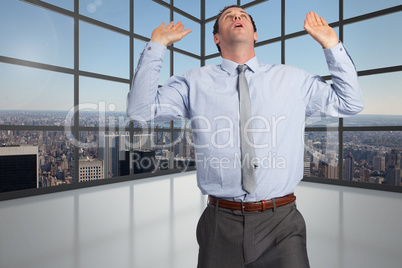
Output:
[118, 151, 131, 176]
[0, 145, 38, 193]
[373, 156, 385, 172]
[133, 134, 152, 150]
[303, 161, 310, 177]
[388, 149, 401, 168]
[99, 134, 130, 178]
[327, 159, 338, 179]
[385, 149, 401, 185]
[75, 158, 104, 182]
[132, 150, 156, 174]
[344, 152, 354, 181]
[385, 166, 401, 186]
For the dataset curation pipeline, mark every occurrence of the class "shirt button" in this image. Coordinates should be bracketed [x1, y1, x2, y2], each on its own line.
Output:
[148, 47, 152, 50]
[340, 48, 343, 51]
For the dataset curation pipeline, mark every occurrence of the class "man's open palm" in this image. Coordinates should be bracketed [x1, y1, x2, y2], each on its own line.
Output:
[304, 11, 339, 49]
[150, 21, 192, 47]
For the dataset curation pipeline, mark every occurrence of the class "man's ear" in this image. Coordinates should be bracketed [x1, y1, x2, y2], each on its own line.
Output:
[254, 32, 258, 43]
[214, 34, 220, 45]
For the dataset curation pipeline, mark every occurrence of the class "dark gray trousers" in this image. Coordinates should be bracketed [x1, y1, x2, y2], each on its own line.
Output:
[196, 201, 310, 268]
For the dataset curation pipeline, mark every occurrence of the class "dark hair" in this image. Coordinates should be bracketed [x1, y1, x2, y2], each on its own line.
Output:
[213, 5, 257, 54]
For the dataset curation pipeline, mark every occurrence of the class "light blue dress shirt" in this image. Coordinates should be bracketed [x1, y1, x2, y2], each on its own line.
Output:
[127, 42, 363, 202]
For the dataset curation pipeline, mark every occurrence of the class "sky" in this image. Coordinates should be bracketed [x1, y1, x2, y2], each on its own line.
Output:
[0, 0, 401, 116]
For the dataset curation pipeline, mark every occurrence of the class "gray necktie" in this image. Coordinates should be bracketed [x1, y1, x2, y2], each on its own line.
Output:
[238, 64, 257, 194]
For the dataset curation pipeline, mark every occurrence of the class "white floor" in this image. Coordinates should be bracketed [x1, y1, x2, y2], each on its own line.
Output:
[1, 171, 402, 268]
[0, 172, 205, 268]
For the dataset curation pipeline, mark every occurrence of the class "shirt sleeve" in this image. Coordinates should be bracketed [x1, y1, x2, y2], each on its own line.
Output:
[126, 42, 190, 123]
[302, 42, 364, 118]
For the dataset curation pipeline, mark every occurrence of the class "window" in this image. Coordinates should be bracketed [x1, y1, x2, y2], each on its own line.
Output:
[1, 0, 401, 200]
[294, 1, 402, 190]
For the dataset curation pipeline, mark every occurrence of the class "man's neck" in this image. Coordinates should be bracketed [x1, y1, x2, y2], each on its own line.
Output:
[220, 45, 255, 64]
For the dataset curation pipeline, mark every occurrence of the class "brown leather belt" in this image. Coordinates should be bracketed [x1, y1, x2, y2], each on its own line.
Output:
[208, 193, 296, 212]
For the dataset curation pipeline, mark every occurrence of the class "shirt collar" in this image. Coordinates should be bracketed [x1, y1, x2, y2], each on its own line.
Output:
[220, 56, 259, 75]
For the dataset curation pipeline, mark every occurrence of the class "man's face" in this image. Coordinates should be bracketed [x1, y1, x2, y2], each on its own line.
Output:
[214, 7, 258, 51]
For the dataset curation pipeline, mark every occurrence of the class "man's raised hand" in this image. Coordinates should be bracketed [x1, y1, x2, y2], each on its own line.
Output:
[304, 11, 339, 49]
[150, 21, 192, 47]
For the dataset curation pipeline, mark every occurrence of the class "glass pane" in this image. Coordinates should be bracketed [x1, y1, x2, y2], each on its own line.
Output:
[205, 20, 218, 56]
[344, 72, 402, 126]
[134, 0, 169, 38]
[0, 130, 74, 193]
[245, 0, 281, 41]
[304, 131, 339, 179]
[132, 131, 164, 174]
[0, 111, 70, 127]
[132, 131, 153, 150]
[255, 42, 281, 65]
[79, 0, 129, 30]
[174, 0, 201, 19]
[79, 21, 129, 79]
[344, 12, 402, 71]
[205, 0, 237, 20]
[205, 56, 222, 66]
[344, 0, 401, 19]
[77, 131, 130, 180]
[285, 0, 338, 34]
[133, 131, 180, 173]
[75, 130, 191, 177]
[0, 63, 73, 125]
[344, 131, 402, 186]
[79, 76, 130, 127]
[173, 12, 200, 55]
[345, 114, 402, 127]
[76, 131, 98, 153]
[285, 29, 340, 76]
[41, 0, 73, 11]
[99, 132, 131, 178]
[78, 131, 103, 180]
[0, 0, 74, 68]
[173, 52, 200, 75]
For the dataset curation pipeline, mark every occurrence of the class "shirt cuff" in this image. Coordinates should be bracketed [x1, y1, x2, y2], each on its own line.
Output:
[144, 42, 167, 59]
[323, 41, 352, 64]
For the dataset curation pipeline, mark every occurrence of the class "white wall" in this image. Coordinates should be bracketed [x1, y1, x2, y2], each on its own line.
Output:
[296, 181, 402, 268]
[0, 172, 401, 268]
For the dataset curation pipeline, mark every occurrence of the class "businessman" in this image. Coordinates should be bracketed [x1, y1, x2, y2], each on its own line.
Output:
[127, 5, 363, 268]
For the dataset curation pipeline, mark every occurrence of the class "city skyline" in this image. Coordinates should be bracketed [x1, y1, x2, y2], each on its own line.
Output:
[2, 110, 402, 128]
[1, 112, 401, 193]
